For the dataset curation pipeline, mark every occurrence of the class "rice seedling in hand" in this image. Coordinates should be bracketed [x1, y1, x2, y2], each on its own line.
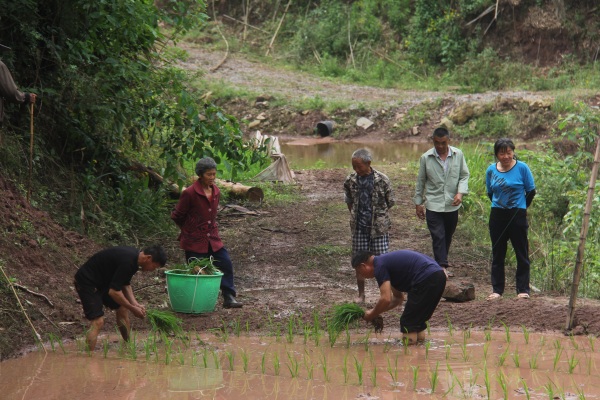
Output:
[330, 303, 365, 333]
[147, 309, 184, 337]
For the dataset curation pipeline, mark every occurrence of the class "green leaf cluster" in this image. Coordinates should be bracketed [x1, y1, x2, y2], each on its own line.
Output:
[0, 0, 270, 241]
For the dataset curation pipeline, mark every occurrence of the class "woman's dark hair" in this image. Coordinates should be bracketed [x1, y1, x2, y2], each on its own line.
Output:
[143, 245, 168, 266]
[195, 157, 217, 176]
[493, 138, 516, 157]
[351, 251, 375, 268]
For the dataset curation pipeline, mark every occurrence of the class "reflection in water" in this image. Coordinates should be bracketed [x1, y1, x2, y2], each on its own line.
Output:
[280, 140, 431, 169]
[2, 331, 600, 399]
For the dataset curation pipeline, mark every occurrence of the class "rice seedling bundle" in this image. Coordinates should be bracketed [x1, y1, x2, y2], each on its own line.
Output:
[147, 309, 184, 336]
[168, 256, 220, 275]
[330, 303, 366, 333]
[330, 303, 384, 333]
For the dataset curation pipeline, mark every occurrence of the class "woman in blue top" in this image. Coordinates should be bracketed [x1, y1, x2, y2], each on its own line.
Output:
[486, 138, 536, 300]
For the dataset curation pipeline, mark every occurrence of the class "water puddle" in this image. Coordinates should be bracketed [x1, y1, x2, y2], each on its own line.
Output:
[281, 139, 430, 169]
[2, 329, 599, 399]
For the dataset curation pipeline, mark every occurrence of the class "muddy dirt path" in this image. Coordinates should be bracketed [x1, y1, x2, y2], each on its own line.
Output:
[170, 167, 600, 338]
[177, 42, 552, 109]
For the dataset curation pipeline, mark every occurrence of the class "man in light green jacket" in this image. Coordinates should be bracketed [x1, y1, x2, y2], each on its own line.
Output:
[413, 127, 469, 276]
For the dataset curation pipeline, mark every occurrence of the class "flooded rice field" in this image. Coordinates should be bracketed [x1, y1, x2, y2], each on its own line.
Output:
[2, 327, 599, 399]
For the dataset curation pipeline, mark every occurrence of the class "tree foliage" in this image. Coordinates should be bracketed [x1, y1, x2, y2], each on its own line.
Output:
[0, 0, 269, 241]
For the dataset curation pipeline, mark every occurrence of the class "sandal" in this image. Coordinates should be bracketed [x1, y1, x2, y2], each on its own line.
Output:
[487, 293, 502, 300]
[517, 293, 530, 299]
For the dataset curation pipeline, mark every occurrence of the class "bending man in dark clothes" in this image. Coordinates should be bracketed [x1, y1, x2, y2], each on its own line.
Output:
[352, 249, 447, 344]
[74, 245, 167, 351]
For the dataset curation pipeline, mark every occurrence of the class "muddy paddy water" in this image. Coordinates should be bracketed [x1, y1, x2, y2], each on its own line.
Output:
[280, 138, 431, 169]
[2, 329, 599, 399]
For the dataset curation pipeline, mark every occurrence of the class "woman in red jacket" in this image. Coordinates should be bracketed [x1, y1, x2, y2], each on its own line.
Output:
[171, 157, 243, 308]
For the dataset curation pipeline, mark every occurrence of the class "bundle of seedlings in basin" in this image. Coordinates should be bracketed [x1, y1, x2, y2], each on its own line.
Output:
[330, 303, 384, 333]
[147, 309, 184, 336]
[169, 256, 220, 275]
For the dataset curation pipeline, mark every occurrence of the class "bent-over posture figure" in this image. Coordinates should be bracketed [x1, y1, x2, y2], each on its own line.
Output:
[74, 245, 167, 351]
[353, 250, 446, 344]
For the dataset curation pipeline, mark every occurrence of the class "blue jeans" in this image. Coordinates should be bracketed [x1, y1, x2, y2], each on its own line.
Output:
[185, 247, 236, 297]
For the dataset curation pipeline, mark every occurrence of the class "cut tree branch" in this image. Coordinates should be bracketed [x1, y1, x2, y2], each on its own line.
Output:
[13, 283, 54, 307]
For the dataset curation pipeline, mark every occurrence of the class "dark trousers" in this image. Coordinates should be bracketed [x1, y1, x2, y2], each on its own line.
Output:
[185, 247, 236, 297]
[400, 270, 447, 333]
[489, 208, 530, 295]
[425, 209, 458, 267]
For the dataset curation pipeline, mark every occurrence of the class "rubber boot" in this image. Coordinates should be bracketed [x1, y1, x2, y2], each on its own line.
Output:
[223, 292, 243, 308]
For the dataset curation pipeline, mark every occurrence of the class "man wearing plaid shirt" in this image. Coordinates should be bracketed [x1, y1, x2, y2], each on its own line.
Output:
[344, 148, 395, 303]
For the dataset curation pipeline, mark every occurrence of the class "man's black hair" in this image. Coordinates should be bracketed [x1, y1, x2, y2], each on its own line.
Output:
[351, 251, 375, 268]
[143, 245, 167, 266]
[433, 127, 449, 138]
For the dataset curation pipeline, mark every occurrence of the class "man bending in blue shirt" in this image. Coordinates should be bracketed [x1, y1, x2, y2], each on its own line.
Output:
[352, 249, 446, 344]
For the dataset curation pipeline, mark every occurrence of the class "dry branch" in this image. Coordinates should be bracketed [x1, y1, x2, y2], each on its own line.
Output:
[210, 0, 229, 72]
[265, 0, 292, 56]
[0, 264, 46, 351]
[222, 14, 269, 34]
[368, 47, 423, 80]
[13, 283, 54, 307]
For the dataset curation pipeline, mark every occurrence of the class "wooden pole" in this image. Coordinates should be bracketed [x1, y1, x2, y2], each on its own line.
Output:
[0, 263, 46, 352]
[265, 0, 291, 57]
[27, 102, 34, 203]
[566, 135, 600, 331]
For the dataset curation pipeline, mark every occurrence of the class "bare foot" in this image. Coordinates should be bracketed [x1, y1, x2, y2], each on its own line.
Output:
[354, 294, 365, 304]
[402, 332, 418, 345]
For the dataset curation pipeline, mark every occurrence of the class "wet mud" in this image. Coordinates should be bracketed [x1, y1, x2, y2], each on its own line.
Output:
[2, 330, 599, 399]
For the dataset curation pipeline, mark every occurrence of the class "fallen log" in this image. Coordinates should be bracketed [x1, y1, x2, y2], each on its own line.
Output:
[127, 163, 264, 202]
[216, 179, 264, 202]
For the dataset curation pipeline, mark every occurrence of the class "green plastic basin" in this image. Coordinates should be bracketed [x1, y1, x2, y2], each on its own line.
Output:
[165, 270, 223, 314]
